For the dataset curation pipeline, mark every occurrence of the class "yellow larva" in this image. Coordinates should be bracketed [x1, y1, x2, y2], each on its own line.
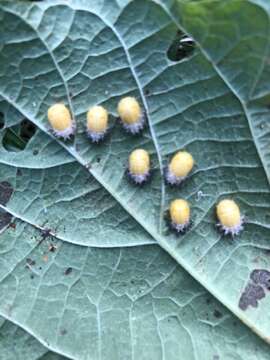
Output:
[216, 199, 243, 236]
[166, 151, 194, 185]
[87, 105, 109, 142]
[128, 149, 150, 184]
[169, 199, 191, 233]
[47, 103, 75, 139]
[117, 97, 145, 134]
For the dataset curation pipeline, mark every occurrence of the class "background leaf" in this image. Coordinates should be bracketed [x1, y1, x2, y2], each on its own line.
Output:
[163, 0, 270, 181]
[0, 316, 67, 360]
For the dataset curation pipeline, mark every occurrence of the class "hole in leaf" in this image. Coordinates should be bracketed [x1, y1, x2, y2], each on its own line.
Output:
[20, 119, 36, 143]
[0, 112, 4, 129]
[2, 119, 36, 152]
[167, 30, 195, 62]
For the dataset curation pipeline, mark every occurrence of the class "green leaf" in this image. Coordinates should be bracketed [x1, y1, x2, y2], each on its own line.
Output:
[0, 103, 153, 248]
[1, 219, 270, 359]
[1, 0, 270, 357]
[0, 316, 67, 360]
[163, 0, 270, 181]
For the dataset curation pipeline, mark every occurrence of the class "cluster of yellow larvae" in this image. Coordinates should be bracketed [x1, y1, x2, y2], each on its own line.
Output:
[47, 98, 244, 237]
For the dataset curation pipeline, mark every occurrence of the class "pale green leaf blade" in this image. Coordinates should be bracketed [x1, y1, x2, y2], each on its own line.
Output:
[1, 0, 270, 342]
[0, 97, 154, 247]
[0, 219, 270, 360]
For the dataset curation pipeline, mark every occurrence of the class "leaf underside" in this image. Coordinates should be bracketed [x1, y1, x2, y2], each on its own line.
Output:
[0, 0, 270, 359]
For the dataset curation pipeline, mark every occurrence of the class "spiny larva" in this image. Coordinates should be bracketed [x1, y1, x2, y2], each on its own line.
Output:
[117, 97, 145, 134]
[47, 103, 75, 139]
[128, 149, 150, 184]
[166, 151, 194, 185]
[87, 105, 109, 142]
[216, 199, 244, 236]
[169, 199, 191, 233]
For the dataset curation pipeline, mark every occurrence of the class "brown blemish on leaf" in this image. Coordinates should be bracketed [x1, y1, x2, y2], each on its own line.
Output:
[239, 269, 270, 310]
[0, 181, 13, 205]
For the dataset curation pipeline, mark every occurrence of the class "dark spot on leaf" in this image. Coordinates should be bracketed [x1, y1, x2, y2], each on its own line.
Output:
[167, 30, 195, 62]
[39, 267, 42, 270]
[40, 228, 51, 240]
[8, 222, 16, 229]
[250, 269, 270, 287]
[0, 181, 13, 205]
[48, 243, 57, 252]
[60, 329, 67, 335]
[239, 283, 265, 310]
[33, 149, 38, 156]
[64, 267, 72, 276]
[0, 210, 12, 230]
[96, 157, 101, 164]
[206, 298, 211, 304]
[239, 269, 270, 310]
[144, 89, 150, 96]
[16, 169, 22, 176]
[213, 310, 222, 319]
[30, 274, 34, 279]
[26, 258, 36, 266]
